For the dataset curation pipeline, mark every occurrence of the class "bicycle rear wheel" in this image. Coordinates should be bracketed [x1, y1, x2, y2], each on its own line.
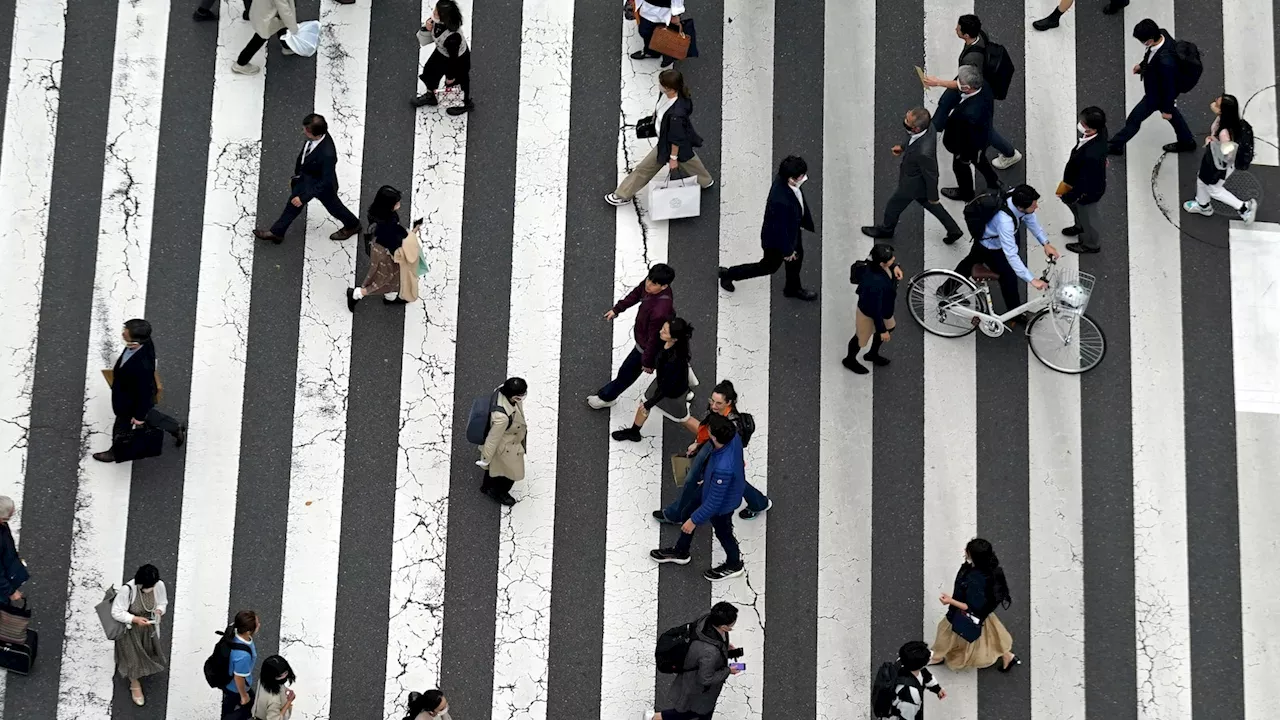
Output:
[1026, 309, 1106, 373]
[907, 269, 988, 338]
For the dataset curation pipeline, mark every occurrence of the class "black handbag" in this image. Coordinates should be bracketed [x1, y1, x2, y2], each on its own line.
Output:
[113, 424, 164, 463]
[947, 607, 983, 642]
[636, 115, 657, 139]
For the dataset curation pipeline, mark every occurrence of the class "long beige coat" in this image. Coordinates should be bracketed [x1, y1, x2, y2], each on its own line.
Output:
[250, 0, 299, 38]
[394, 230, 422, 303]
[481, 394, 526, 481]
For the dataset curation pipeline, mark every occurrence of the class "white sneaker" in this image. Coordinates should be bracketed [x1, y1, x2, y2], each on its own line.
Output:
[586, 395, 616, 410]
[1182, 199, 1213, 217]
[231, 62, 261, 75]
[1241, 199, 1258, 224]
[991, 149, 1023, 170]
[604, 193, 630, 206]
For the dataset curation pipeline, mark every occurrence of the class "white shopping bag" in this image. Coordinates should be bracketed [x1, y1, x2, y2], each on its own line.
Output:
[648, 174, 701, 221]
[283, 21, 322, 58]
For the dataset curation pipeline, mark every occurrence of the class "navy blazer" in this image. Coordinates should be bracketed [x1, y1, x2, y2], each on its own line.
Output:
[939, 85, 994, 158]
[760, 178, 814, 254]
[111, 341, 157, 422]
[291, 134, 341, 202]
[0, 524, 28, 598]
[1140, 32, 1181, 114]
[1061, 133, 1109, 205]
[656, 96, 703, 164]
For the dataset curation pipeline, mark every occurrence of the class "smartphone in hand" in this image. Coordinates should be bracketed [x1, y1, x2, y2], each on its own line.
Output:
[730, 663, 746, 673]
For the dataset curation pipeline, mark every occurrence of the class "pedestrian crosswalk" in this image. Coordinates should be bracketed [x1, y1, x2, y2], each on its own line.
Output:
[0, 0, 1277, 719]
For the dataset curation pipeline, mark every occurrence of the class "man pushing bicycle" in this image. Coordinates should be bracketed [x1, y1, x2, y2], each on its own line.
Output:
[954, 184, 1061, 323]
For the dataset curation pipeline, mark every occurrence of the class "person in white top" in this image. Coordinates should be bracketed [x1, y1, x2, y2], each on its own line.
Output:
[630, 0, 687, 67]
[110, 564, 168, 706]
[252, 655, 297, 720]
[404, 689, 451, 720]
[1182, 94, 1258, 224]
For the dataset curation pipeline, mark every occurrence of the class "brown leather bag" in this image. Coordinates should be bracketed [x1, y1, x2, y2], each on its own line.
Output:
[648, 19, 691, 60]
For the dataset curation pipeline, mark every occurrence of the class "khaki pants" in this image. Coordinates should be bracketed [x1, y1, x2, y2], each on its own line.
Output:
[855, 309, 895, 347]
[615, 147, 714, 200]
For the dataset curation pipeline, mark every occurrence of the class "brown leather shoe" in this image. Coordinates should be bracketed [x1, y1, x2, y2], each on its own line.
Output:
[253, 228, 284, 244]
[330, 225, 361, 241]
[92, 451, 115, 463]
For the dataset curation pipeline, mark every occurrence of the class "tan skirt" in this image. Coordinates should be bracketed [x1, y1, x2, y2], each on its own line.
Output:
[855, 309, 896, 346]
[361, 243, 400, 296]
[931, 612, 1013, 670]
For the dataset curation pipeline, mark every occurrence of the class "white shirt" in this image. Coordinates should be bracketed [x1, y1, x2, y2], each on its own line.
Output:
[958, 89, 979, 103]
[637, 0, 686, 25]
[302, 135, 326, 162]
[908, 128, 927, 146]
[110, 580, 169, 626]
[655, 92, 677, 128]
[1076, 132, 1098, 149]
[790, 183, 804, 213]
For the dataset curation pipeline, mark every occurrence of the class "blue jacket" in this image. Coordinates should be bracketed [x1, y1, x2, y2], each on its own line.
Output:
[691, 434, 746, 525]
[0, 524, 28, 598]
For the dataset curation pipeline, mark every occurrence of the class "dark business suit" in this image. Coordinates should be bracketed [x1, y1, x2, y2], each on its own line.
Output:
[878, 127, 962, 236]
[1108, 32, 1193, 150]
[1061, 132, 1109, 249]
[268, 134, 361, 237]
[937, 85, 1000, 200]
[109, 342, 183, 450]
[723, 177, 814, 293]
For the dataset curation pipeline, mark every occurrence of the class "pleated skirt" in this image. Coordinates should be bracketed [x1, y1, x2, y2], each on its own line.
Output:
[931, 612, 1013, 670]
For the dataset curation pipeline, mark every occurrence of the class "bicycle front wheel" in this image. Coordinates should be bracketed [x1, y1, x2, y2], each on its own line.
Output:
[1027, 310, 1106, 373]
[907, 269, 988, 338]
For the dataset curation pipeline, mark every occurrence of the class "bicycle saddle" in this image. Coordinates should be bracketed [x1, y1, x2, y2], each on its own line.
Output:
[970, 264, 1000, 280]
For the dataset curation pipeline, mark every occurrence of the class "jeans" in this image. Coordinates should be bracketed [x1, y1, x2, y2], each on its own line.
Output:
[723, 236, 805, 292]
[269, 188, 361, 238]
[597, 346, 645, 403]
[988, 126, 1016, 158]
[221, 690, 253, 720]
[675, 512, 740, 567]
[1109, 93, 1194, 149]
[664, 444, 770, 523]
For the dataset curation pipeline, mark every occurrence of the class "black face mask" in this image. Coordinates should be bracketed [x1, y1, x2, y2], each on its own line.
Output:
[904, 123, 917, 133]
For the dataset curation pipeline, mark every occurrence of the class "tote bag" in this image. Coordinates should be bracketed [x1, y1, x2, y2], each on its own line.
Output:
[649, 174, 701, 221]
[0, 598, 31, 644]
[95, 586, 129, 641]
[283, 21, 322, 58]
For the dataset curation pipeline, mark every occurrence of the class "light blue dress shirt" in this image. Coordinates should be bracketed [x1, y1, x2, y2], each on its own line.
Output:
[979, 198, 1049, 283]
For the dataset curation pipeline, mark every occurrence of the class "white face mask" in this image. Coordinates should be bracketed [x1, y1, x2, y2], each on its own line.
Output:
[792, 175, 807, 188]
[1077, 122, 1089, 137]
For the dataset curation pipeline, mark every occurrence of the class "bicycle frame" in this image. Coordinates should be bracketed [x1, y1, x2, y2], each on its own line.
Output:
[937, 282, 1050, 334]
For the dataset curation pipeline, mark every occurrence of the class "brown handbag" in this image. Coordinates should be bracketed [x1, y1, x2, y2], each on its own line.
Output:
[0, 598, 30, 644]
[648, 19, 691, 60]
[670, 454, 692, 486]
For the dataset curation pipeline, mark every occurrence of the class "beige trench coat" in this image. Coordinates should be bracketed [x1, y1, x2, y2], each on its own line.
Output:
[250, 0, 300, 38]
[394, 230, 422, 303]
[481, 394, 526, 481]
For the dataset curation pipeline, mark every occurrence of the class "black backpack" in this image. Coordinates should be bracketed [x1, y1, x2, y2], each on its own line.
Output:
[1171, 39, 1202, 94]
[465, 389, 509, 445]
[871, 660, 901, 718]
[982, 37, 1016, 101]
[736, 412, 756, 447]
[655, 621, 698, 674]
[850, 259, 872, 285]
[1234, 119, 1255, 169]
[963, 190, 1015, 243]
[202, 626, 251, 690]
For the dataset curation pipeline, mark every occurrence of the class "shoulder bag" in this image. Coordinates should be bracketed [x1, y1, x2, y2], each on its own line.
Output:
[96, 585, 131, 641]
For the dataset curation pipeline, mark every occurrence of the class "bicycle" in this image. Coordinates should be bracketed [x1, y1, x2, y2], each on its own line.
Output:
[905, 258, 1107, 374]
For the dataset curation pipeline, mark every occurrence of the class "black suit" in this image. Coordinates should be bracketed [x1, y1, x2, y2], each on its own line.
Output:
[1109, 32, 1193, 149]
[937, 86, 1000, 199]
[878, 127, 962, 236]
[109, 342, 182, 449]
[268, 134, 360, 237]
[1061, 132, 1109, 249]
[724, 177, 814, 293]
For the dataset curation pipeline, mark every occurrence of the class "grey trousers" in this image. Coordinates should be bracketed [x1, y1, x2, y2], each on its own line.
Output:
[881, 189, 963, 235]
[1069, 201, 1100, 250]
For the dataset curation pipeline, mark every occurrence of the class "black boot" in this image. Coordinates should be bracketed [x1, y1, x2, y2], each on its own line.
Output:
[1032, 9, 1061, 30]
[864, 333, 891, 367]
[612, 425, 643, 442]
[841, 336, 869, 375]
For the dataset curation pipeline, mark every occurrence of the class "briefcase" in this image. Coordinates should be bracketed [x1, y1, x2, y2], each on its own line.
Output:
[112, 425, 164, 463]
[0, 628, 38, 675]
[649, 174, 701, 221]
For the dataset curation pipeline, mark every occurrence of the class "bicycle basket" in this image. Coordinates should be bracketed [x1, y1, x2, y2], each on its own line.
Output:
[1049, 266, 1095, 316]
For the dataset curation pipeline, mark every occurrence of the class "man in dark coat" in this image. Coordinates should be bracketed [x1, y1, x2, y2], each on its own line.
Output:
[863, 107, 964, 244]
[92, 319, 187, 463]
[645, 602, 741, 720]
[1061, 106, 1110, 254]
[718, 155, 818, 301]
[254, 113, 362, 244]
[935, 65, 1000, 202]
[1107, 18, 1195, 155]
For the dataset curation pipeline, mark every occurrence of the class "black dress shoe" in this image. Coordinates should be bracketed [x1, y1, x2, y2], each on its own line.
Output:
[940, 187, 973, 202]
[629, 50, 660, 60]
[1163, 141, 1196, 153]
[860, 225, 894, 239]
[330, 224, 361, 241]
[660, 56, 675, 68]
[1065, 242, 1100, 255]
[1062, 225, 1083, 236]
[346, 288, 358, 312]
[1031, 14, 1059, 30]
[253, 228, 284, 244]
[718, 267, 735, 292]
[174, 424, 187, 447]
[1102, 0, 1129, 14]
[92, 451, 115, 463]
[783, 288, 818, 302]
[193, 7, 218, 21]
[242, 8, 249, 20]
[412, 91, 438, 107]
[943, 230, 964, 245]
[446, 101, 474, 116]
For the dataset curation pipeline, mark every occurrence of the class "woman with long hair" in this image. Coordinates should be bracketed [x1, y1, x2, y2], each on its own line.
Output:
[606, 69, 715, 206]
[348, 185, 409, 310]
[478, 377, 529, 506]
[613, 317, 694, 441]
[1183, 93, 1258, 223]
[929, 538, 1020, 671]
[111, 564, 168, 705]
[251, 655, 297, 719]
[413, 0, 473, 115]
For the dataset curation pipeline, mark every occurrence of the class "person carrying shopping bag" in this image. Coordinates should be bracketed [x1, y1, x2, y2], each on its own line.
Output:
[395, 225, 424, 304]
[413, 0, 474, 115]
[1182, 93, 1258, 223]
[348, 186, 411, 310]
[606, 69, 714, 207]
